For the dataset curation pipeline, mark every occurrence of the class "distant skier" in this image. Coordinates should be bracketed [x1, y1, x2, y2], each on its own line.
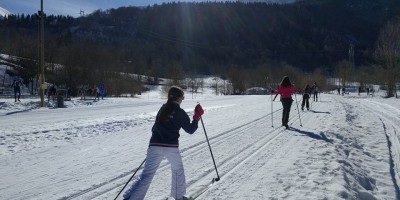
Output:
[98, 83, 106, 100]
[123, 86, 204, 200]
[312, 82, 319, 101]
[12, 78, 22, 102]
[301, 84, 312, 111]
[47, 84, 57, 101]
[272, 76, 296, 129]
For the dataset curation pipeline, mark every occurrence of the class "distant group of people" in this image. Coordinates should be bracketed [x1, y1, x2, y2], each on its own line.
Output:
[79, 83, 106, 100]
[337, 86, 373, 96]
[9, 79, 107, 102]
[272, 76, 320, 129]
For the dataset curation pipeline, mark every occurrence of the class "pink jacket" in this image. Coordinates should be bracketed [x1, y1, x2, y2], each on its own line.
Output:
[274, 85, 296, 100]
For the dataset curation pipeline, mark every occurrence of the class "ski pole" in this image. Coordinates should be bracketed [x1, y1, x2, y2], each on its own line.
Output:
[114, 159, 146, 200]
[200, 116, 220, 182]
[266, 77, 274, 127]
[271, 93, 274, 127]
[273, 93, 278, 101]
[294, 93, 303, 127]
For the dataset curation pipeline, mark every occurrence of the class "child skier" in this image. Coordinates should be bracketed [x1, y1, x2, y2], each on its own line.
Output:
[301, 84, 312, 111]
[272, 76, 296, 129]
[123, 86, 204, 200]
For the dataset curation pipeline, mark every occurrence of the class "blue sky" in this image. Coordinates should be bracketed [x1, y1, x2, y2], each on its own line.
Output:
[0, 0, 212, 17]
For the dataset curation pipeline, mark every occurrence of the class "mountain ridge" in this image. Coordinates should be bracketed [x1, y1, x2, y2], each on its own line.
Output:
[0, 6, 11, 17]
[0, 1, 399, 77]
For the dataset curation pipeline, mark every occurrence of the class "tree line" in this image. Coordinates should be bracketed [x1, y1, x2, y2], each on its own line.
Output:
[0, 0, 399, 96]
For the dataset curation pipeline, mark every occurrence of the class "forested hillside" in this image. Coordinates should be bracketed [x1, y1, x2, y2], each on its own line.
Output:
[0, 0, 399, 94]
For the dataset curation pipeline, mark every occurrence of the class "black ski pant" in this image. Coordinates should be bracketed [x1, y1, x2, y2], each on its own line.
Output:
[313, 92, 318, 101]
[14, 87, 20, 101]
[301, 94, 310, 110]
[281, 98, 293, 126]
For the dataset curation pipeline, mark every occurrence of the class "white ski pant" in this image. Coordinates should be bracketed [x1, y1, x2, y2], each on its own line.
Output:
[123, 146, 186, 200]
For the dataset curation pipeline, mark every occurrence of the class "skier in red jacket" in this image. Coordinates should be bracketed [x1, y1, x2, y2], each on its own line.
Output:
[272, 76, 296, 129]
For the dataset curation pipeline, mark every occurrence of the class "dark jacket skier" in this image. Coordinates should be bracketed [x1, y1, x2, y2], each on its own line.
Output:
[301, 84, 312, 111]
[12, 78, 22, 102]
[123, 86, 204, 200]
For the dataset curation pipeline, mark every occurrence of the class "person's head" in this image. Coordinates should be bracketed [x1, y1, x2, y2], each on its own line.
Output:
[305, 84, 310, 89]
[280, 76, 292, 87]
[158, 86, 184, 122]
[167, 86, 184, 104]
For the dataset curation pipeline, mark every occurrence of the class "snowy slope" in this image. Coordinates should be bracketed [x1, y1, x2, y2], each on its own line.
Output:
[0, 90, 399, 199]
[0, 6, 11, 17]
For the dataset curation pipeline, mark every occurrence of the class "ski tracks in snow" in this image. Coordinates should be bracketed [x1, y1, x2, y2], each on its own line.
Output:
[4, 95, 399, 200]
[359, 98, 400, 199]
[75, 101, 308, 199]
[183, 99, 338, 199]
[334, 96, 399, 199]
[61, 106, 286, 199]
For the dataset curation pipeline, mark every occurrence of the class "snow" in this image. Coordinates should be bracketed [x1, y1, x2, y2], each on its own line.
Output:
[0, 6, 11, 17]
[1, 87, 399, 200]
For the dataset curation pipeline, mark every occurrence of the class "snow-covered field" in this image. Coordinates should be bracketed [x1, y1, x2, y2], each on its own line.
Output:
[1, 88, 399, 200]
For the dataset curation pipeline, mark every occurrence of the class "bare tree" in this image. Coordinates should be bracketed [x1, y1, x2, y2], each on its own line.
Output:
[375, 18, 400, 97]
[184, 76, 203, 98]
[335, 60, 355, 89]
[228, 66, 245, 94]
[169, 63, 185, 88]
[213, 76, 220, 95]
[357, 66, 370, 90]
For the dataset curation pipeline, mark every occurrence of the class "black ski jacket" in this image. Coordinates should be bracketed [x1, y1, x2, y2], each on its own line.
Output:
[149, 102, 198, 147]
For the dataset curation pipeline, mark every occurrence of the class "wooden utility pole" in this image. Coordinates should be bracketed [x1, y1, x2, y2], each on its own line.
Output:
[39, 0, 45, 107]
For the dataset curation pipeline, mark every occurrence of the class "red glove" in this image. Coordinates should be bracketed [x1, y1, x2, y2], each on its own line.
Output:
[193, 104, 204, 121]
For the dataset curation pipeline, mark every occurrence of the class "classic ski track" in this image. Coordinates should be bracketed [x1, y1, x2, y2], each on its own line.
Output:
[379, 119, 400, 199]
[355, 99, 400, 195]
[187, 98, 330, 199]
[66, 108, 286, 199]
[183, 102, 316, 199]
[65, 101, 313, 199]
[341, 97, 400, 197]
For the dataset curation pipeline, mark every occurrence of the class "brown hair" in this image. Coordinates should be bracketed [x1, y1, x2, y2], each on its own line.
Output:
[158, 86, 184, 122]
[279, 76, 292, 88]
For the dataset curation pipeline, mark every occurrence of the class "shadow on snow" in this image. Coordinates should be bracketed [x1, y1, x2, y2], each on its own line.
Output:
[5, 108, 34, 115]
[289, 127, 333, 143]
[309, 110, 331, 114]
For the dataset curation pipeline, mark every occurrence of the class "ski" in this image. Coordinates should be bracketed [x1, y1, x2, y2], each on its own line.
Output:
[166, 179, 216, 200]
[190, 180, 215, 200]
[188, 180, 215, 199]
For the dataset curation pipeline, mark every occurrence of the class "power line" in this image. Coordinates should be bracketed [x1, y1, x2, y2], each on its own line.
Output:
[137, 27, 212, 50]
